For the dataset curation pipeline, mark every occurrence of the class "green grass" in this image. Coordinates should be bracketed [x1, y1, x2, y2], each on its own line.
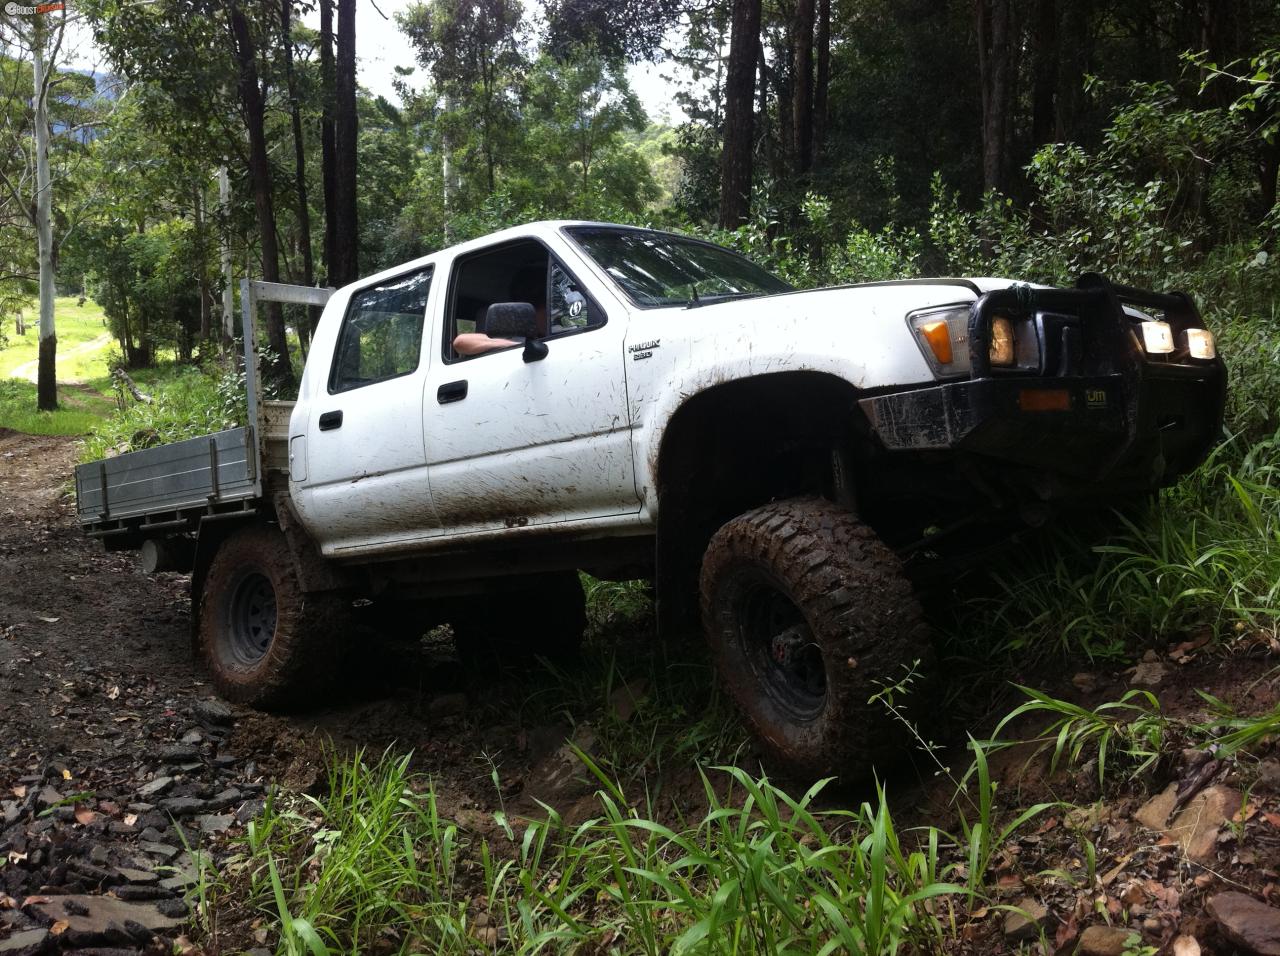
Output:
[0, 296, 114, 382]
[210, 749, 969, 956]
[0, 379, 114, 436]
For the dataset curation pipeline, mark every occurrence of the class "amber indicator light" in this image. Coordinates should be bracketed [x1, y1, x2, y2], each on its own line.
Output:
[1019, 388, 1071, 412]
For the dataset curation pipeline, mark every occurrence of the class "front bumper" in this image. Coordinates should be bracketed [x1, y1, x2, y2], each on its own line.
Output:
[859, 275, 1227, 494]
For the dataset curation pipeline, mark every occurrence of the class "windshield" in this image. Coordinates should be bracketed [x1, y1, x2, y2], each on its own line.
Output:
[565, 226, 792, 308]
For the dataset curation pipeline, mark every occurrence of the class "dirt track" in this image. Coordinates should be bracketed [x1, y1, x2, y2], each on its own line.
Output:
[0, 429, 661, 952]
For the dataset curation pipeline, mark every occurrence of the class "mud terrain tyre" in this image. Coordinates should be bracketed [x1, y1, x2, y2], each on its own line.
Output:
[700, 497, 932, 781]
[197, 525, 349, 710]
[453, 571, 587, 668]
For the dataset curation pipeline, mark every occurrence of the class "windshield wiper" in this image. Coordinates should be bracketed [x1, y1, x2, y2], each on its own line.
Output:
[685, 288, 757, 309]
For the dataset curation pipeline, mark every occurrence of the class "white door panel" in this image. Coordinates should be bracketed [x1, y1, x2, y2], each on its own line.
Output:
[424, 327, 635, 534]
[299, 266, 442, 552]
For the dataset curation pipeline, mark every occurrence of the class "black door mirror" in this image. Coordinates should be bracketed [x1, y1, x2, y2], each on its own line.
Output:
[484, 301, 548, 363]
[485, 302, 537, 339]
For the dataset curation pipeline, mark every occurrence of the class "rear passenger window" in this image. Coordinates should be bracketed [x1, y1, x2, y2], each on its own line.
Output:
[329, 268, 432, 393]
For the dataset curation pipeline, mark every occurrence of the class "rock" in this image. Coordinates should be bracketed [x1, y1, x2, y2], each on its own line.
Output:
[158, 745, 199, 763]
[1167, 785, 1240, 862]
[1003, 899, 1049, 941]
[1079, 925, 1139, 956]
[89, 845, 109, 866]
[25, 894, 183, 945]
[1172, 935, 1202, 956]
[157, 797, 205, 817]
[137, 827, 165, 844]
[204, 788, 242, 812]
[1135, 783, 1178, 831]
[195, 814, 233, 834]
[113, 884, 173, 902]
[1207, 892, 1280, 955]
[34, 788, 62, 811]
[137, 777, 173, 799]
[193, 699, 234, 726]
[1, 802, 21, 826]
[427, 693, 467, 719]
[137, 842, 180, 862]
[608, 679, 649, 723]
[1131, 660, 1167, 688]
[155, 898, 188, 918]
[1141, 649, 1160, 662]
[1256, 760, 1280, 794]
[180, 730, 202, 746]
[1072, 672, 1100, 693]
[114, 867, 157, 885]
[0, 928, 51, 955]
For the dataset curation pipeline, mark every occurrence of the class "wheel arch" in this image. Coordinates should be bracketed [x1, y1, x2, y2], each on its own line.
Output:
[650, 370, 875, 638]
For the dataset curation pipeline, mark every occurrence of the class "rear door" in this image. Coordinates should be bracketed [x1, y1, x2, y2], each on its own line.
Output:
[422, 238, 638, 535]
[299, 266, 442, 551]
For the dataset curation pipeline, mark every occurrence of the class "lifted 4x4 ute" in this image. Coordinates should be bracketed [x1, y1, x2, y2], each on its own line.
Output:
[75, 222, 1226, 781]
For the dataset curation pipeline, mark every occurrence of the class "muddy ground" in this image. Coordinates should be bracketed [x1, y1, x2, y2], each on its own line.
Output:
[1, 428, 1279, 955]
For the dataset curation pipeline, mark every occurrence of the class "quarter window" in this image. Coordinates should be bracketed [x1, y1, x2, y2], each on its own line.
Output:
[330, 268, 432, 392]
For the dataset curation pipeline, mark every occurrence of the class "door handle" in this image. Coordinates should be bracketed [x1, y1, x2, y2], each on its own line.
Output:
[437, 380, 468, 404]
[318, 410, 343, 431]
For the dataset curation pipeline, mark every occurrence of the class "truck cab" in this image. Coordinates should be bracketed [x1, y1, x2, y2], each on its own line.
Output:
[75, 221, 1226, 781]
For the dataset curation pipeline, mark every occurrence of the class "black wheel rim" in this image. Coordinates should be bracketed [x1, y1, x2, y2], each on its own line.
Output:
[735, 573, 826, 721]
[228, 571, 277, 666]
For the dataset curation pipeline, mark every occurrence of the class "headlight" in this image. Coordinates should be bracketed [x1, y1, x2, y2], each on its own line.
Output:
[1186, 328, 1216, 359]
[1139, 320, 1175, 354]
[989, 317, 1015, 366]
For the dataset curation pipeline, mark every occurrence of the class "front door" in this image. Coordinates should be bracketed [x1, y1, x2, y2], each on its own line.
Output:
[422, 239, 637, 536]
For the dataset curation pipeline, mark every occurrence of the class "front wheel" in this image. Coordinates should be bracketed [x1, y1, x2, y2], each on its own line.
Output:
[700, 498, 933, 782]
[197, 525, 350, 710]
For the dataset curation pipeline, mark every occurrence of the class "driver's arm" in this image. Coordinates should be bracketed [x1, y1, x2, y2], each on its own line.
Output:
[453, 332, 518, 356]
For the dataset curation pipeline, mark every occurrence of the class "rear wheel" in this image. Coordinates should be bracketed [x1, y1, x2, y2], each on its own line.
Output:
[197, 525, 350, 710]
[700, 498, 932, 782]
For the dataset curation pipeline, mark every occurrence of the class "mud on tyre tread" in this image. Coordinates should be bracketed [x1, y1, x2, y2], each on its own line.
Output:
[197, 524, 349, 710]
[700, 497, 933, 781]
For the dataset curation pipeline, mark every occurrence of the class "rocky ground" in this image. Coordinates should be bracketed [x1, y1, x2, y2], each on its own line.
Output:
[2, 427, 1279, 955]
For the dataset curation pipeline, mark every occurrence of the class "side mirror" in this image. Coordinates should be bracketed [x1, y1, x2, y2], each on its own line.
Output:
[485, 302, 537, 339]
[484, 301, 548, 363]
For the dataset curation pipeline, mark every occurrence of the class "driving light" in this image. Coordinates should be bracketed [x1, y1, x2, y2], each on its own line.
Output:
[1186, 328, 1216, 360]
[989, 317, 1015, 366]
[1140, 320, 1175, 354]
[918, 320, 953, 365]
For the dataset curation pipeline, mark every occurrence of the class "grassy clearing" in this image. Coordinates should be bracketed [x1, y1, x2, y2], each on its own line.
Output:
[0, 379, 115, 436]
[79, 362, 239, 461]
[0, 297, 114, 382]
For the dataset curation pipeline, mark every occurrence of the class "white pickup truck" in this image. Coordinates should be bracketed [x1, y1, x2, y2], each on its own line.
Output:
[75, 221, 1226, 779]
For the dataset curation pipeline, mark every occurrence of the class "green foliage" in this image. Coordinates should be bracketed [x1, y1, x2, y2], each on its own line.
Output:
[220, 748, 977, 956]
[988, 687, 1166, 787]
[80, 363, 235, 461]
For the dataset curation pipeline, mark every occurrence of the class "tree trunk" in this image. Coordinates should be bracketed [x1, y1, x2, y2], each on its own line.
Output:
[976, 0, 1013, 195]
[229, 2, 292, 386]
[33, 13, 57, 411]
[280, 0, 317, 341]
[320, 0, 338, 288]
[792, 0, 816, 176]
[813, 0, 830, 163]
[1031, 0, 1057, 146]
[218, 167, 235, 347]
[280, 0, 313, 291]
[332, 0, 359, 286]
[719, 0, 763, 229]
